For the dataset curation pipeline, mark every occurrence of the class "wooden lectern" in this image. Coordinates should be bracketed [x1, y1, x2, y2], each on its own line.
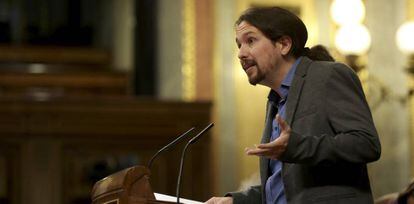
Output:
[91, 165, 174, 204]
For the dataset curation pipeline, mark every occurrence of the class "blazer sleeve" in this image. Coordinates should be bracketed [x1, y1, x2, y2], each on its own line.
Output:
[280, 63, 381, 165]
[226, 185, 262, 204]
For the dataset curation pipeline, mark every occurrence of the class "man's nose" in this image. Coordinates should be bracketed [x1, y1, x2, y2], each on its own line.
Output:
[238, 45, 248, 60]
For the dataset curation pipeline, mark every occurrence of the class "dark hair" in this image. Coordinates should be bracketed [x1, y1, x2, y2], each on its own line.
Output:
[236, 7, 334, 61]
[306, 45, 335, 62]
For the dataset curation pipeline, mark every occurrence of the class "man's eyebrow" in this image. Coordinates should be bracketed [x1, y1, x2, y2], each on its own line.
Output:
[235, 31, 255, 42]
[244, 31, 255, 35]
[238, 30, 254, 35]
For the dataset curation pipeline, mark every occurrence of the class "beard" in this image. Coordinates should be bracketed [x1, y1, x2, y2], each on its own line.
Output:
[247, 65, 265, 85]
[241, 59, 265, 85]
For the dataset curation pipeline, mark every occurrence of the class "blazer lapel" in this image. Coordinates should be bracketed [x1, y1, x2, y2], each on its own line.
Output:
[285, 57, 312, 125]
[282, 57, 312, 176]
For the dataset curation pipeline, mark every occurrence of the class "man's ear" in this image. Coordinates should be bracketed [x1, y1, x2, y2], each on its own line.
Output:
[276, 36, 293, 55]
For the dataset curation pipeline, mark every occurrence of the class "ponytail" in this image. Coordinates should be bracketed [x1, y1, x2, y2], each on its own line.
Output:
[302, 45, 335, 62]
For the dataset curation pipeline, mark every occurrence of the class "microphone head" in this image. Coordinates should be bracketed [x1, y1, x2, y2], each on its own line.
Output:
[189, 123, 214, 144]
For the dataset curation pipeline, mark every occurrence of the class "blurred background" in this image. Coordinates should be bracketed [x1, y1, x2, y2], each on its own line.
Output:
[0, 0, 413, 203]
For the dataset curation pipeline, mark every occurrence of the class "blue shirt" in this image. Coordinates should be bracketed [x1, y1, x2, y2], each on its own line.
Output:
[265, 57, 302, 204]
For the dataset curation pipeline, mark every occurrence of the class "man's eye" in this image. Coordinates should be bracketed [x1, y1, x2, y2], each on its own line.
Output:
[247, 38, 255, 45]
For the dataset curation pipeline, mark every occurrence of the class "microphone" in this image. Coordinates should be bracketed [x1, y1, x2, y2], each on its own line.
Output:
[176, 123, 214, 204]
[147, 127, 195, 169]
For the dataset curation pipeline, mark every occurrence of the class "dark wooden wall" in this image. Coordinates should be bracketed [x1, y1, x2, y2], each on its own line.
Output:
[0, 46, 213, 204]
[0, 97, 212, 204]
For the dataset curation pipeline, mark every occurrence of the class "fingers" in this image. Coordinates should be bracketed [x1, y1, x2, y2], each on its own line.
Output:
[246, 137, 287, 159]
[205, 197, 233, 204]
[257, 142, 275, 149]
[245, 148, 279, 160]
[244, 114, 291, 160]
[245, 147, 269, 155]
[205, 198, 215, 204]
[245, 143, 283, 159]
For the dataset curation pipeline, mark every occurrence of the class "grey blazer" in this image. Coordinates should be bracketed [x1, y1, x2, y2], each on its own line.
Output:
[229, 57, 381, 204]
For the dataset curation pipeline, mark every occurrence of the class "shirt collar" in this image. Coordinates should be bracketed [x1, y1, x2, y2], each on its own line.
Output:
[281, 56, 302, 87]
[267, 57, 302, 102]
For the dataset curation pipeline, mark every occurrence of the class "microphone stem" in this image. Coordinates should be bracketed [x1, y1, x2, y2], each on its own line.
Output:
[147, 127, 195, 169]
[147, 150, 161, 169]
[175, 123, 213, 203]
[176, 141, 191, 204]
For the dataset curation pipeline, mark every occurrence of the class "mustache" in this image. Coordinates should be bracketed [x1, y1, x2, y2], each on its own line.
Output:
[240, 59, 256, 69]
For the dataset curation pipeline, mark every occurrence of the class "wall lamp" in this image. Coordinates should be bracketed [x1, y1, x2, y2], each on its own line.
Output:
[330, 0, 413, 109]
[331, 0, 370, 72]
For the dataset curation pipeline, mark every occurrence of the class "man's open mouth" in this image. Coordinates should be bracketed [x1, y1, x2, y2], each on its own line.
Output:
[242, 60, 256, 71]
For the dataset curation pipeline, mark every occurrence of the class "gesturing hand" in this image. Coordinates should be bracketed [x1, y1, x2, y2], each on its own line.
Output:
[205, 197, 233, 204]
[245, 114, 291, 160]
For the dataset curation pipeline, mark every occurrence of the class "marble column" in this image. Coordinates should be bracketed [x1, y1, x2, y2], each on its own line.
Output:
[365, 0, 411, 198]
[157, 0, 183, 100]
[213, 0, 239, 195]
